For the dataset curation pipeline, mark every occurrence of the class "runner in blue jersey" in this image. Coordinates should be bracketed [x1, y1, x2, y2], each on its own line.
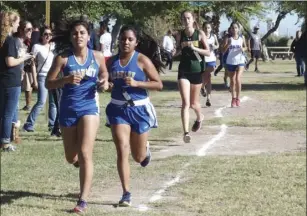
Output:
[106, 25, 163, 207]
[45, 19, 109, 213]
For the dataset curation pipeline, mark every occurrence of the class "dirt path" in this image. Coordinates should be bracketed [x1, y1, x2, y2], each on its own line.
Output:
[89, 71, 306, 214]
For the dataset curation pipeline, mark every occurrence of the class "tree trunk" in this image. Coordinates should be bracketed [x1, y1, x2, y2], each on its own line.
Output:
[211, 15, 220, 36]
[261, 11, 288, 42]
[111, 16, 122, 53]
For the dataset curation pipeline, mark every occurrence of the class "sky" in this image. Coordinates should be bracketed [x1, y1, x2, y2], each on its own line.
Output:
[220, 12, 304, 37]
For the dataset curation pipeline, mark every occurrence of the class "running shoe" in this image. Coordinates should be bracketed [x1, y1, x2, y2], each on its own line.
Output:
[73, 199, 87, 213]
[206, 99, 211, 107]
[236, 98, 241, 107]
[183, 132, 191, 143]
[73, 161, 80, 168]
[231, 98, 236, 108]
[119, 192, 131, 207]
[200, 87, 207, 97]
[23, 124, 34, 132]
[140, 142, 151, 167]
[22, 105, 31, 111]
[2, 144, 16, 152]
[192, 119, 203, 132]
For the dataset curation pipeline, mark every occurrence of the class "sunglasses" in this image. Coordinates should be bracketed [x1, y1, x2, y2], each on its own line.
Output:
[43, 33, 52, 37]
[25, 28, 33, 32]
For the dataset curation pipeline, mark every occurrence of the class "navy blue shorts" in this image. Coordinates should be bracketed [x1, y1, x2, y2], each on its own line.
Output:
[59, 108, 99, 127]
[205, 61, 216, 68]
[227, 64, 245, 72]
[105, 100, 158, 134]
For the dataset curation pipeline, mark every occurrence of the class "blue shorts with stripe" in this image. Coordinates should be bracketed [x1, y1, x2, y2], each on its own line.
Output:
[105, 99, 158, 134]
[205, 61, 216, 68]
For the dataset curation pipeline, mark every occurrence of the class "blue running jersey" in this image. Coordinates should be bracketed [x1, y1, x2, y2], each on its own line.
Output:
[60, 49, 100, 113]
[109, 51, 148, 101]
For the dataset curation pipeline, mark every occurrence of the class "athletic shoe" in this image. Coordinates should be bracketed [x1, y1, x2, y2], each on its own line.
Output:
[2, 144, 16, 152]
[140, 142, 151, 167]
[23, 124, 34, 132]
[206, 99, 211, 107]
[236, 98, 241, 107]
[192, 118, 203, 132]
[119, 192, 131, 207]
[22, 105, 31, 111]
[51, 129, 61, 137]
[231, 98, 236, 108]
[73, 161, 80, 168]
[200, 87, 207, 97]
[183, 132, 191, 143]
[73, 199, 87, 213]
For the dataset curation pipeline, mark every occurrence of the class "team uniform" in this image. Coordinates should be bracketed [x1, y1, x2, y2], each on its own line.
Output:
[226, 36, 245, 72]
[178, 30, 204, 84]
[59, 49, 100, 127]
[205, 33, 217, 68]
[106, 51, 157, 134]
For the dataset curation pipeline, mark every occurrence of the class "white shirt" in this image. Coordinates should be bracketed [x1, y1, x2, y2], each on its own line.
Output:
[32, 43, 55, 76]
[162, 35, 174, 52]
[99, 32, 112, 57]
[226, 36, 245, 65]
[205, 34, 217, 62]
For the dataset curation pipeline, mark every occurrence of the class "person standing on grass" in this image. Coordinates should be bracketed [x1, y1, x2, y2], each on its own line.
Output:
[23, 25, 57, 133]
[45, 19, 109, 213]
[105, 25, 163, 207]
[0, 18, 34, 151]
[175, 10, 210, 143]
[291, 30, 305, 77]
[99, 21, 112, 62]
[246, 25, 262, 73]
[162, 29, 175, 71]
[223, 21, 247, 108]
[200, 22, 219, 107]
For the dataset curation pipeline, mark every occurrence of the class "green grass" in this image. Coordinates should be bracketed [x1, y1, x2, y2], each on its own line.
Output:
[1, 60, 306, 215]
[158, 153, 306, 216]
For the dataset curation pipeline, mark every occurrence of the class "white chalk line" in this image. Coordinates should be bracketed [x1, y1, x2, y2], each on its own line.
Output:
[138, 96, 251, 211]
[214, 96, 250, 118]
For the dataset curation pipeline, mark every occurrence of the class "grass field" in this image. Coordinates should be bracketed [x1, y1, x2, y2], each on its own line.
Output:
[1, 60, 306, 216]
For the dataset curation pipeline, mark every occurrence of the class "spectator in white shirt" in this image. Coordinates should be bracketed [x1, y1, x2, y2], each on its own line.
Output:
[99, 21, 112, 62]
[162, 30, 174, 70]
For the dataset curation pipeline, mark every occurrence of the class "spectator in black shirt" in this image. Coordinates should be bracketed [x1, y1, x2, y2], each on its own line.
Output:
[0, 20, 34, 151]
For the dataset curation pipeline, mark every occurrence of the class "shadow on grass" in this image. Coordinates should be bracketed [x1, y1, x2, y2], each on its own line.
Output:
[1, 190, 118, 209]
[161, 80, 306, 92]
[0, 190, 76, 205]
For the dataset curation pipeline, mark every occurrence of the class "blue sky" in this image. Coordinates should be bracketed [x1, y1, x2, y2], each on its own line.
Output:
[220, 12, 304, 37]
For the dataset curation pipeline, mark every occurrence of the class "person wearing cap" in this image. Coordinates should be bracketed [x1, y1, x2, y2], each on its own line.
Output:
[246, 25, 262, 73]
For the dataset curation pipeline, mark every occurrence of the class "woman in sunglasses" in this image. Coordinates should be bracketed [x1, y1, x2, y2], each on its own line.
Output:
[23, 26, 57, 133]
[0, 20, 34, 151]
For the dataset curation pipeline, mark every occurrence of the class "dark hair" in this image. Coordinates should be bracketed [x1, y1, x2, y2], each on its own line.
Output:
[51, 19, 90, 53]
[39, 25, 52, 43]
[119, 25, 164, 73]
[100, 21, 109, 33]
[14, 20, 31, 38]
[32, 20, 40, 29]
[203, 22, 212, 28]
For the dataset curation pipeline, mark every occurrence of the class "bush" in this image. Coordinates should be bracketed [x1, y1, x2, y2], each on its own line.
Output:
[264, 35, 290, 46]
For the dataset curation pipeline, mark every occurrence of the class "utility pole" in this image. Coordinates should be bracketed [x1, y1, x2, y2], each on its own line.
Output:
[45, 0, 50, 26]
